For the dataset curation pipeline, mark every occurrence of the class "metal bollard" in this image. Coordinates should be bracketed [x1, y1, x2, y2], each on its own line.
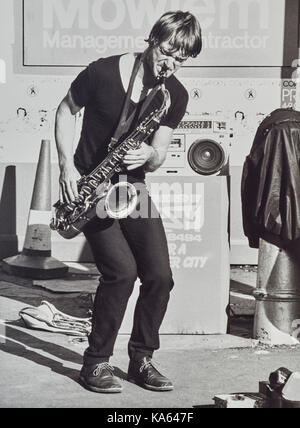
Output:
[253, 239, 300, 345]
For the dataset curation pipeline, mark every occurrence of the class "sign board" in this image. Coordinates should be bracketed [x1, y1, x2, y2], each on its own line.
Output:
[23, 0, 299, 67]
[120, 175, 230, 334]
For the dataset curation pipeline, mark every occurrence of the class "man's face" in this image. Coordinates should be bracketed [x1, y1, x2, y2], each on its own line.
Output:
[147, 40, 189, 80]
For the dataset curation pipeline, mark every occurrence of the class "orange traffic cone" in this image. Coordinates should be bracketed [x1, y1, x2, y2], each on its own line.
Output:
[2, 140, 68, 279]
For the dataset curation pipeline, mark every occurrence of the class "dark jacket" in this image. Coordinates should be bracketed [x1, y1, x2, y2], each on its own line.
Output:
[241, 108, 300, 249]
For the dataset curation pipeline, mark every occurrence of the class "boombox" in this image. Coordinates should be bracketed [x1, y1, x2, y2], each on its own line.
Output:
[154, 117, 234, 176]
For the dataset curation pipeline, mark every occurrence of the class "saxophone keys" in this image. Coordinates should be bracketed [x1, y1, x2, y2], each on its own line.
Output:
[81, 186, 92, 196]
[88, 179, 98, 188]
[76, 194, 84, 203]
[64, 202, 76, 212]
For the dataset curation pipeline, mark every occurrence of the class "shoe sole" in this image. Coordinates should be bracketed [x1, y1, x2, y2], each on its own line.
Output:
[79, 376, 123, 393]
[127, 377, 174, 392]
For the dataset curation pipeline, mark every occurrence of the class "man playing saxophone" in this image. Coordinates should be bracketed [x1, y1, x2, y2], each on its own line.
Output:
[55, 10, 202, 394]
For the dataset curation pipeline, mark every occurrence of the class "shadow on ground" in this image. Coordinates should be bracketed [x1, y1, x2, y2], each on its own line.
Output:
[0, 322, 82, 382]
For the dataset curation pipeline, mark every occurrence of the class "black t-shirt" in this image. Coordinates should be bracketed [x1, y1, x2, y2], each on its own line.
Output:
[71, 54, 188, 178]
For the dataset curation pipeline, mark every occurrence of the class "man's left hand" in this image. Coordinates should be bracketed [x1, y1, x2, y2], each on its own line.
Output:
[123, 142, 154, 170]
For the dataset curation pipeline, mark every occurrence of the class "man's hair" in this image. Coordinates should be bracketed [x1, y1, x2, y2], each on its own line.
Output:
[146, 11, 202, 58]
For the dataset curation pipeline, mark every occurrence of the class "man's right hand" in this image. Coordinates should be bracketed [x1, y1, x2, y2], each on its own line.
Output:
[59, 165, 81, 204]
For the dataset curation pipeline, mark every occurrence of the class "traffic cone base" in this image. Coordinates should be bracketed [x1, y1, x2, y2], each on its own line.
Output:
[2, 140, 68, 279]
[2, 254, 68, 280]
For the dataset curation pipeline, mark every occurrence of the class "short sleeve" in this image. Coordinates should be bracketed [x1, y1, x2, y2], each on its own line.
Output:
[160, 87, 189, 129]
[70, 64, 95, 107]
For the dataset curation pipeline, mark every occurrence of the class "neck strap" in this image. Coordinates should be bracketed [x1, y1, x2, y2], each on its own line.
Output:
[109, 54, 161, 151]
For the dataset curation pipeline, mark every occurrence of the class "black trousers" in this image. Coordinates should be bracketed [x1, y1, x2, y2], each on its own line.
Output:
[82, 182, 174, 364]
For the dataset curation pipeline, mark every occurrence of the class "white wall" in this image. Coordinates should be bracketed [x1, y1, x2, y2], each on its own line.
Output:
[0, 0, 299, 263]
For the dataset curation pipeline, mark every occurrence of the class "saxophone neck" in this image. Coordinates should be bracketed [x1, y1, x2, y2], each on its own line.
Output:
[159, 81, 170, 116]
[156, 66, 170, 115]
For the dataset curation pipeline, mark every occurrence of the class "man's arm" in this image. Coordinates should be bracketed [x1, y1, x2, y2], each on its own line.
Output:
[123, 126, 173, 172]
[55, 89, 81, 203]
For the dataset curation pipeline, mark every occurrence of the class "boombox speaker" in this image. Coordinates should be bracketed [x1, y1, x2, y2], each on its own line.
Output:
[188, 138, 228, 176]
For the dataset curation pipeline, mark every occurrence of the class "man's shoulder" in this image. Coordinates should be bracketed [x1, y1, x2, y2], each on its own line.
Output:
[89, 54, 121, 71]
[84, 55, 122, 86]
[165, 75, 189, 109]
[166, 75, 188, 99]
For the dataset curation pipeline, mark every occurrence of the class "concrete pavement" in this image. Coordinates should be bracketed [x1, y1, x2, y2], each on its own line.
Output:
[1, 294, 300, 408]
[0, 264, 299, 408]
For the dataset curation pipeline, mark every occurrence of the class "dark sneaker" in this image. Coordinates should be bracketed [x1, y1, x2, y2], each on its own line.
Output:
[127, 357, 173, 391]
[79, 362, 123, 393]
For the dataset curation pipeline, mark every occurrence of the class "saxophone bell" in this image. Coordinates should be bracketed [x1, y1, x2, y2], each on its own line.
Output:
[95, 181, 138, 220]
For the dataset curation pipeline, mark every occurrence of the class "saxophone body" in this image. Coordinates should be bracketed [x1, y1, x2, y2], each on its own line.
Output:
[51, 82, 170, 239]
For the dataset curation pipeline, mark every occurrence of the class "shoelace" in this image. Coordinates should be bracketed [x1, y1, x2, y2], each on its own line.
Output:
[93, 362, 114, 377]
[139, 359, 160, 374]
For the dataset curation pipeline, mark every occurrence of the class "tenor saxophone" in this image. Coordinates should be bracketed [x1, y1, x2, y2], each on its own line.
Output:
[51, 78, 170, 239]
